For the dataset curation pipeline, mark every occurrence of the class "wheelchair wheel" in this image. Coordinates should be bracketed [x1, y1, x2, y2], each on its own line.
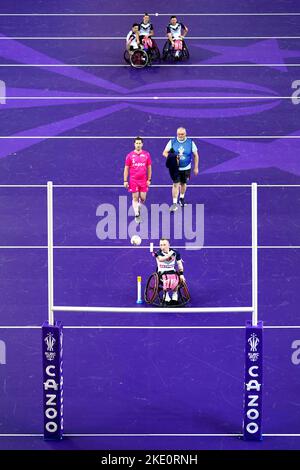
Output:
[144, 272, 159, 303]
[162, 41, 171, 61]
[163, 45, 181, 62]
[124, 50, 130, 64]
[178, 279, 191, 306]
[149, 46, 160, 62]
[130, 49, 149, 68]
[182, 42, 190, 61]
[156, 283, 166, 306]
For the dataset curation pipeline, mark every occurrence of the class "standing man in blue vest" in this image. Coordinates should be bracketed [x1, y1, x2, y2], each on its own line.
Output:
[163, 127, 199, 211]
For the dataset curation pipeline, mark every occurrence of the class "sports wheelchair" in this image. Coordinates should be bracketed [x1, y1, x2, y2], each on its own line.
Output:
[143, 37, 160, 63]
[124, 38, 160, 68]
[144, 271, 191, 307]
[162, 38, 189, 62]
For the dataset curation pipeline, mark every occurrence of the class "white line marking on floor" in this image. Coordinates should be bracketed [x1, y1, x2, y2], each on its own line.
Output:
[64, 433, 300, 437]
[0, 63, 300, 67]
[0, 136, 300, 139]
[1, 36, 300, 40]
[0, 184, 299, 188]
[0, 96, 285, 100]
[0, 12, 300, 16]
[0, 246, 299, 250]
[0, 325, 300, 329]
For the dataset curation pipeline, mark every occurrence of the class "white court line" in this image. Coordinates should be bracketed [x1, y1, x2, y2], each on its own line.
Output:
[1, 246, 300, 250]
[51, 184, 277, 188]
[61, 325, 300, 330]
[0, 433, 300, 437]
[0, 96, 284, 100]
[0, 434, 44, 437]
[50, 246, 300, 249]
[0, 326, 256, 330]
[1, 36, 300, 40]
[55, 433, 300, 437]
[0, 12, 299, 16]
[64, 433, 240, 437]
[52, 306, 253, 313]
[0, 184, 299, 188]
[0, 184, 251, 188]
[0, 326, 41, 329]
[0, 184, 46, 187]
[0, 246, 47, 248]
[1, 63, 300, 67]
[1, 325, 300, 329]
[1, 136, 300, 139]
[0, 433, 240, 437]
[43, 184, 300, 188]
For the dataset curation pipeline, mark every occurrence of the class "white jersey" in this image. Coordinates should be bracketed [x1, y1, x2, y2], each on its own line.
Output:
[139, 22, 153, 36]
[155, 249, 182, 274]
[167, 22, 186, 39]
[126, 30, 139, 49]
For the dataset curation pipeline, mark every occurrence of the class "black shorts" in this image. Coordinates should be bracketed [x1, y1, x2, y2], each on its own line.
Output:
[171, 169, 191, 184]
[129, 45, 140, 52]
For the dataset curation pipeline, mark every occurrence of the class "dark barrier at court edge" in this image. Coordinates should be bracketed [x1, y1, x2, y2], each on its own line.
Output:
[42, 321, 63, 440]
[243, 320, 263, 441]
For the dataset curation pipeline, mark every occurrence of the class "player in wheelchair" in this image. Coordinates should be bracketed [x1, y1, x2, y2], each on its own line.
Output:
[124, 23, 149, 68]
[138, 13, 160, 63]
[144, 238, 191, 307]
[162, 15, 189, 62]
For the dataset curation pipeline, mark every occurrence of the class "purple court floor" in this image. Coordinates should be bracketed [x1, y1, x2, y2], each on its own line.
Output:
[0, 0, 300, 451]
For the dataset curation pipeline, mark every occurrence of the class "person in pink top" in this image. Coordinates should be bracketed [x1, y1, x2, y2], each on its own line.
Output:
[123, 137, 152, 224]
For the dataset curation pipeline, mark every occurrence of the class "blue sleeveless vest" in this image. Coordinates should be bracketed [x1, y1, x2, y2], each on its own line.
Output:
[171, 138, 193, 170]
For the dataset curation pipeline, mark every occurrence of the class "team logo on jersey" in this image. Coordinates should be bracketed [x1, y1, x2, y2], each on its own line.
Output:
[178, 146, 185, 156]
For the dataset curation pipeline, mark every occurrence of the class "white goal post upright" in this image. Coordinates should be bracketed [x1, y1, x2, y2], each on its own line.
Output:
[47, 181, 54, 326]
[251, 182, 258, 326]
[43, 182, 63, 441]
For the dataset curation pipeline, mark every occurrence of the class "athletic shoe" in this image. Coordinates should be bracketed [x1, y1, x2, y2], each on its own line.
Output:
[179, 198, 187, 207]
[169, 203, 178, 212]
[135, 214, 141, 224]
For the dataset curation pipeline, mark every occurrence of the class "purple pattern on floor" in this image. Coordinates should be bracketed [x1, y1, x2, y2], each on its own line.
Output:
[0, 0, 300, 450]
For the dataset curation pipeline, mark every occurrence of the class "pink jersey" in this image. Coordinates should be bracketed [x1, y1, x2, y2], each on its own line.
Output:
[125, 150, 152, 181]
